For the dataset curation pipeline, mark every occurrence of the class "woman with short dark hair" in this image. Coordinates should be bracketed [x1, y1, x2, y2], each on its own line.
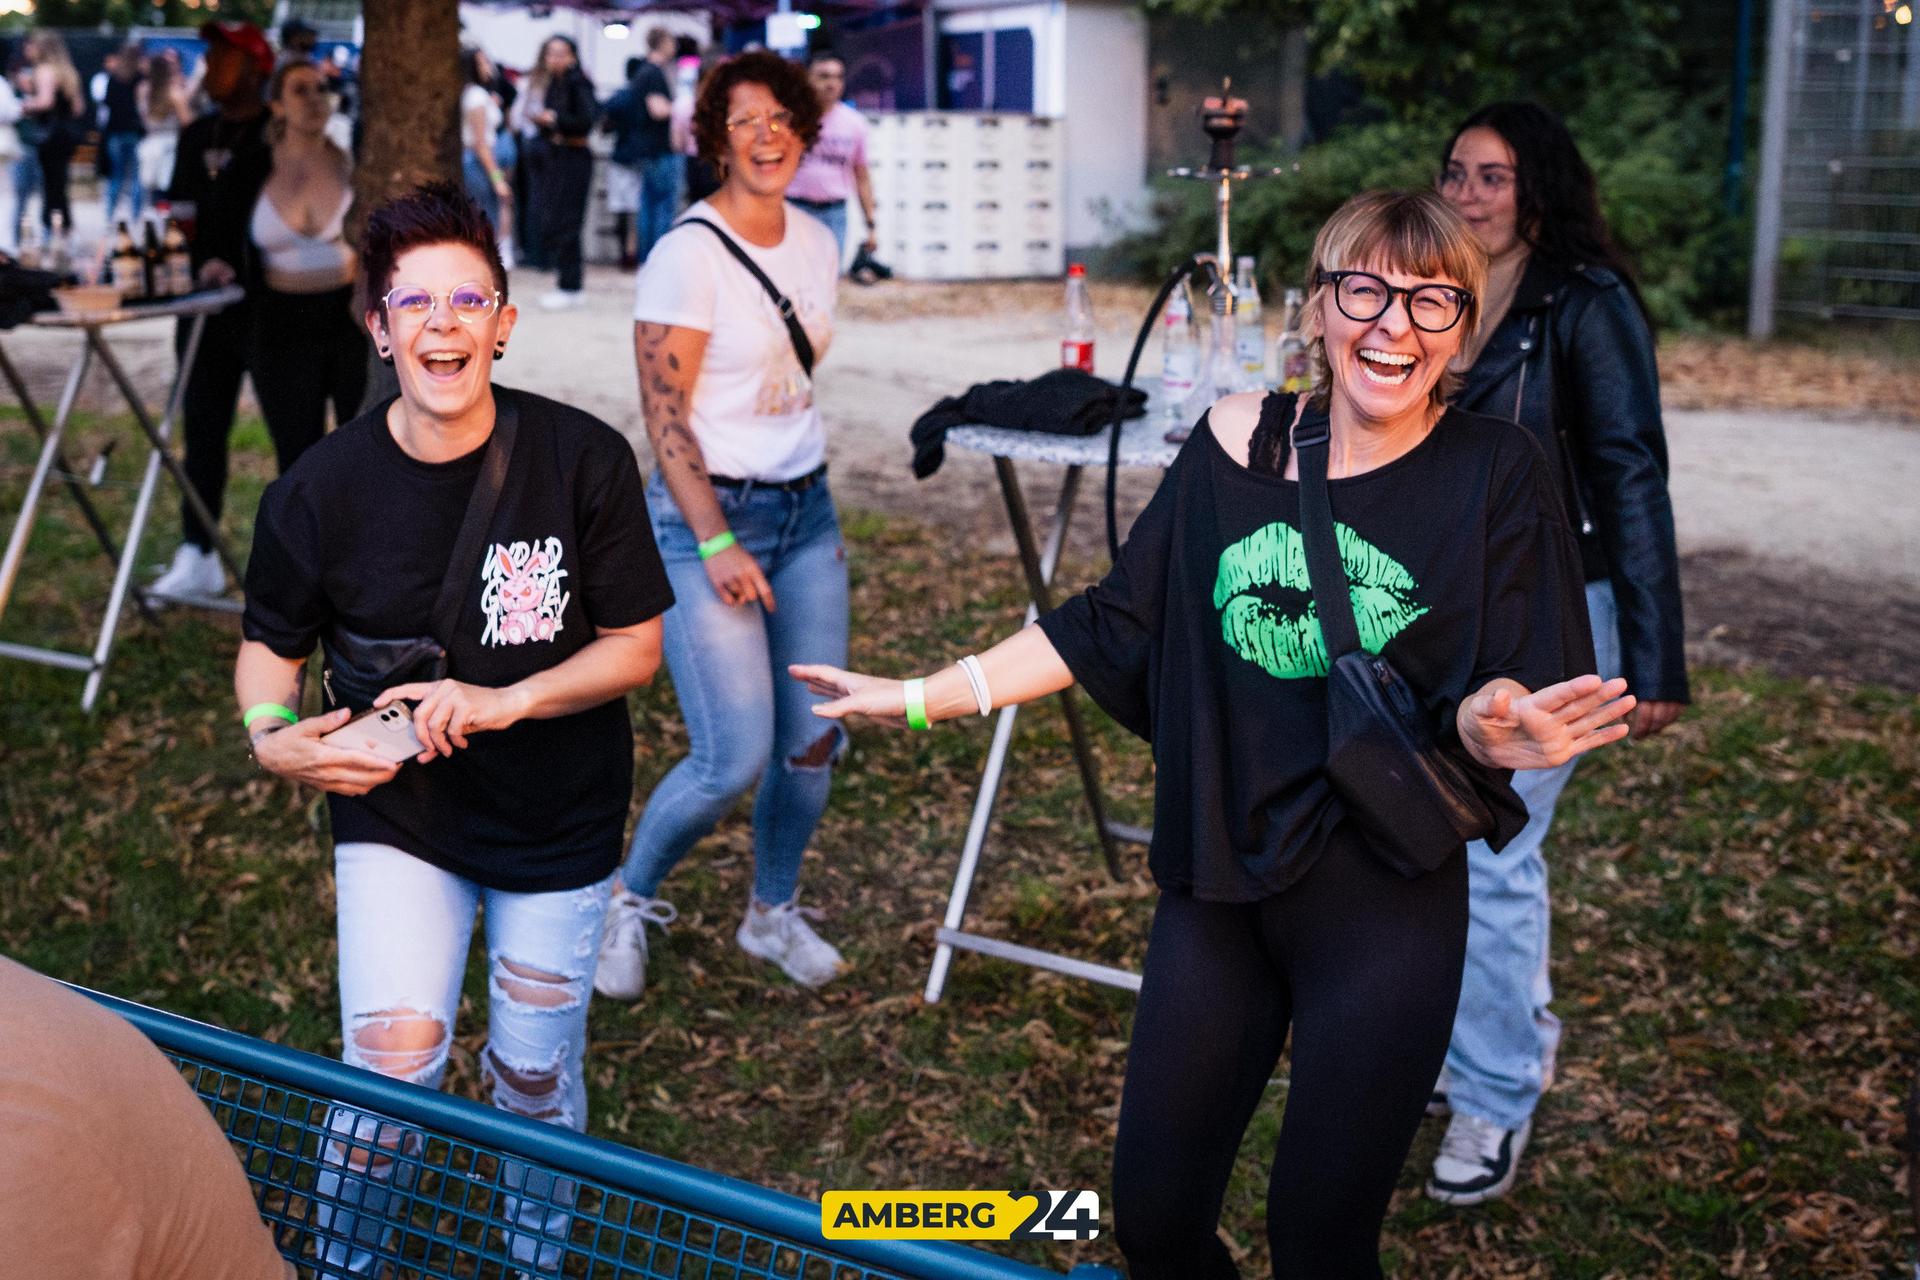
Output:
[596, 51, 844, 1002]
[1428, 100, 1687, 1208]
[234, 182, 673, 1274]
[794, 189, 1636, 1277]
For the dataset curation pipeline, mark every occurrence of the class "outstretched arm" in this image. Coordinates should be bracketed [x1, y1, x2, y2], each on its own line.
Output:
[1457, 674, 1636, 771]
[793, 623, 1072, 727]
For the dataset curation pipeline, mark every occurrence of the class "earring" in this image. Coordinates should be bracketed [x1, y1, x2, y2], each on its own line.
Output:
[378, 349, 394, 366]
[494, 344, 506, 360]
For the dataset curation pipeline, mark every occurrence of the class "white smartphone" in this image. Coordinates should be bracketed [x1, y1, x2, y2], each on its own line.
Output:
[319, 702, 426, 763]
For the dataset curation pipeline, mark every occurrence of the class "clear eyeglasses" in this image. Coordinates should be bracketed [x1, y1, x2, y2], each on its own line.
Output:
[381, 282, 501, 325]
[725, 109, 794, 138]
[1317, 270, 1472, 334]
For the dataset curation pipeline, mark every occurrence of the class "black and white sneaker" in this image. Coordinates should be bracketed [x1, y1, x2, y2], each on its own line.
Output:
[1426, 1112, 1532, 1206]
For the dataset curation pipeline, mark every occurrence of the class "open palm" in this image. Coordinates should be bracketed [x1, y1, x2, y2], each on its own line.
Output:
[1462, 674, 1636, 771]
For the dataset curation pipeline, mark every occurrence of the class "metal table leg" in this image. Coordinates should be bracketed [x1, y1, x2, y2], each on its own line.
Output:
[0, 342, 93, 622]
[923, 457, 1149, 1003]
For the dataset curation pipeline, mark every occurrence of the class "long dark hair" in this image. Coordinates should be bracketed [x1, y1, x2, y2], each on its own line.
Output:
[1441, 101, 1649, 321]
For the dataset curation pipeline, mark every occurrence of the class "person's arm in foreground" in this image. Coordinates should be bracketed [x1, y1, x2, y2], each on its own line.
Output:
[375, 618, 664, 760]
[634, 319, 780, 610]
[794, 623, 1071, 727]
[233, 640, 399, 795]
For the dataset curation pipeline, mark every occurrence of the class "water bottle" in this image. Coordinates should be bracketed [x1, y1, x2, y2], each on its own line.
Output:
[1061, 263, 1095, 372]
[46, 212, 72, 283]
[1159, 280, 1199, 428]
[1232, 256, 1266, 390]
[1276, 287, 1311, 394]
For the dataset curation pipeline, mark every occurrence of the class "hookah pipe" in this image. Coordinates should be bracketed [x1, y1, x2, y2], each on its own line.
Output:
[1104, 79, 1267, 561]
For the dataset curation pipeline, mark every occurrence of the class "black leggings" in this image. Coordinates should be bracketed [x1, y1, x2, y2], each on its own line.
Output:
[1113, 830, 1467, 1279]
[247, 285, 369, 470]
[540, 145, 593, 292]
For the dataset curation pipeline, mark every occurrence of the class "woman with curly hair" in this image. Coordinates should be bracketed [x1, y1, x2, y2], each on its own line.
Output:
[597, 51, 849, 1001]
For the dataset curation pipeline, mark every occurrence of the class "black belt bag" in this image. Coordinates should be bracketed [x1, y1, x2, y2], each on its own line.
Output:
[1293, 406, 1496, 877]
[321, 398, 519, 712]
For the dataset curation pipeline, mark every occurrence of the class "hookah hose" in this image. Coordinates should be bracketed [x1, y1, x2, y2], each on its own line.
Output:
[1105, 254, 1219, 561]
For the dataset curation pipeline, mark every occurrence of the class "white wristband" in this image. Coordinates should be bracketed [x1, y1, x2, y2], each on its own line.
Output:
[958, 654, 992, 717]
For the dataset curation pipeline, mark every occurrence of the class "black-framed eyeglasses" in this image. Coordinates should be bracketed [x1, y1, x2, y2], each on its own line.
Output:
[381, 282, 501, 326]
[1317, 270, 1472, 334]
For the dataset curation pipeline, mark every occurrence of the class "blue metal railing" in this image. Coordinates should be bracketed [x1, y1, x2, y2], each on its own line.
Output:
[81, 987, 1117, 1280]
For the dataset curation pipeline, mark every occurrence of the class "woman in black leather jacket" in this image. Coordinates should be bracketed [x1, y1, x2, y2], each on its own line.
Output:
[525, 35, 597, 310]
[1425, 99, 1689, 1209]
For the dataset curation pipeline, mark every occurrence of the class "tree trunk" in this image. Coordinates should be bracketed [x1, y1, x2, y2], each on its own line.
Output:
[353, 0, 462, 408]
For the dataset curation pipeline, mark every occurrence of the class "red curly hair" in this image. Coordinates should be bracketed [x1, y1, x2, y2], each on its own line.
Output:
[691, 50, 823, 171]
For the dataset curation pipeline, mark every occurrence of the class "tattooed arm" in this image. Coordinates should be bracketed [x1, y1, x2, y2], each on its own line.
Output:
[633, 320, 778, 610]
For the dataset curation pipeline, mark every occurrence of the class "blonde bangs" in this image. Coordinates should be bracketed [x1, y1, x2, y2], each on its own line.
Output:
[1299, 190, 1489, 409]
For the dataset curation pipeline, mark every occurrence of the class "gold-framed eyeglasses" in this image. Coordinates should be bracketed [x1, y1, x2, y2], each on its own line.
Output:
[725, 109, 794, 138]
[381, 282, 501, 325]
[1317, 270, 1472, 334]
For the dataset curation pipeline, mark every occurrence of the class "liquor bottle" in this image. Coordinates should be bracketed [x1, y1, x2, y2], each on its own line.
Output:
[111, 222, 144, 300]
[1159, 279, 1199, 431]
[46, 212, 73, 283]
[1061, 263, 1095, 372]
[1276, 287, 1311, 394]
[163, 219, 193, 297]
[1232, 256, 1266, 390]
[141, 219, 166, 299]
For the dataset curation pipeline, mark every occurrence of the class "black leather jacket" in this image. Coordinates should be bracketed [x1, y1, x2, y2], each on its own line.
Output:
[1455, 257, 1689, 704]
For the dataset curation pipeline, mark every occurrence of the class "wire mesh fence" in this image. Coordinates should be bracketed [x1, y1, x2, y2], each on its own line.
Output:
[1770, 0, 1920, 321]
[82, 987, 1100, 1280]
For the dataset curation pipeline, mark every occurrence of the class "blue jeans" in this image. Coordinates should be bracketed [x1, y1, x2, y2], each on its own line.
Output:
[104, 131, 143, 223]
[317, 841, 611, 1275]
[636, 152, 683, 263]
[794, 198, 848, 258]
[1445, 579, 1620, 1131]
[462, 148, 500, 232]
[620, 472, 849, 907]
[10, 149, 40, 247]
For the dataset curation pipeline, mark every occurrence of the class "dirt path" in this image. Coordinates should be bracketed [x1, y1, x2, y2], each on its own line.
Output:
[6, 268, 1914, 690]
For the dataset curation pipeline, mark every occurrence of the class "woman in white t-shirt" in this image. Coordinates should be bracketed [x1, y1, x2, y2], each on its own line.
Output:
[460, 47, 514, 266]
[598, 51, 847, 1001]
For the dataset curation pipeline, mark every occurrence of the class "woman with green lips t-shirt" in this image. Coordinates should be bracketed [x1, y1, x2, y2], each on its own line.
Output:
[791, 190, 1636, 1278]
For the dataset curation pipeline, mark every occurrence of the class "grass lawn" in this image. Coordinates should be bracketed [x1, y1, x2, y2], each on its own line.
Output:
[1, 411, 1915, 1278]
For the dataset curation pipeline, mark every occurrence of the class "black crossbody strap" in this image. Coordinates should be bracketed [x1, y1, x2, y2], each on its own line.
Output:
[1292, 403, 1364, 662]
[428, 394, 519, 649]
[675, 216, 815, 376]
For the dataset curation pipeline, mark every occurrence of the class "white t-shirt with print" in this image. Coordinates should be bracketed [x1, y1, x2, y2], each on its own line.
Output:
[631, 200, 838, 483]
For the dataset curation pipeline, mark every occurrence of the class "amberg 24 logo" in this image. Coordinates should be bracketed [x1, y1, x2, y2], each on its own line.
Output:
[822, 1189, 1101, 1241]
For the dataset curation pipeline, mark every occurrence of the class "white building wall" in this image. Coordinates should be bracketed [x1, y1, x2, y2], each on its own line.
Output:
[1057, 0, 1149, 250]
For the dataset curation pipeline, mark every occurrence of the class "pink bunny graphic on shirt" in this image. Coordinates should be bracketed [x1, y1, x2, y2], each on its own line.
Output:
[480, 536, 570, 647]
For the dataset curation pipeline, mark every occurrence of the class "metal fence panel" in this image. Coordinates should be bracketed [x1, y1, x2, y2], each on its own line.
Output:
[81, 987, 1096, 1280]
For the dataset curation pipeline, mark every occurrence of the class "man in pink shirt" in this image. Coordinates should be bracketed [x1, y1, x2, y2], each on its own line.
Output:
[787, 50, 878, 265]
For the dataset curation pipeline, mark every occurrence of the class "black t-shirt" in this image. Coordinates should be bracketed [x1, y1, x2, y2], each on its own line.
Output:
[167, 111, 270, 273]
[632, 64, 672, 159]
[103, 75, 143, 136]
[243, 387, 675, 892]
[1038, 396, 1595, 903]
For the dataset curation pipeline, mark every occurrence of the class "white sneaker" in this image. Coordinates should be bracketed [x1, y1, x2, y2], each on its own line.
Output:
[1426, 1111, 1532, 1206]
[149, 543, 225, 600]
[538, 289, 583, 310]
[593, 890, 677, 1001]
[735, 898, 846, 988]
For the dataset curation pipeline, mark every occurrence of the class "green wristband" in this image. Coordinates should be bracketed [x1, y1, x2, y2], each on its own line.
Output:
[902, 677, 930, 731]
[242, 702, 298, 730]
[697, 529, 737, 561]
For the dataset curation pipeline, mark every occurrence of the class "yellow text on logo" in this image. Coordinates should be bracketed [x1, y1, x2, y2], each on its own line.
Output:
[821, 1190, 1100, 1241]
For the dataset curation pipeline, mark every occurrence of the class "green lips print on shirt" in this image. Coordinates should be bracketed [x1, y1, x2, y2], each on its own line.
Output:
[1212, 521, 1430, 679]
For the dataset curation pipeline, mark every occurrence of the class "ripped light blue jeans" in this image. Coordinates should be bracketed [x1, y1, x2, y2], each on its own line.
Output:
[316, 841, 611, 1277]
[617, 472, 850, 908]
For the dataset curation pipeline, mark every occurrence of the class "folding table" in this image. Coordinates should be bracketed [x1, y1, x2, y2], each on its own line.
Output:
[0, 285, 245, 711]
[924, 400, 1179, 1004]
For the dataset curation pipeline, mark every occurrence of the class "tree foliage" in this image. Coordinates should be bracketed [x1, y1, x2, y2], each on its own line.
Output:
[1131, 0, 1748, 327]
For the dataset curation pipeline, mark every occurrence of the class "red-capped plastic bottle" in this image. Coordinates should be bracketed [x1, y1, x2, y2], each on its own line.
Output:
[1061, 263, 1095, 372]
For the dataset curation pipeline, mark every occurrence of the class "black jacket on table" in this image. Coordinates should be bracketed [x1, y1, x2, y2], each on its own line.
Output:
[1453, 256, 1689, 705]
